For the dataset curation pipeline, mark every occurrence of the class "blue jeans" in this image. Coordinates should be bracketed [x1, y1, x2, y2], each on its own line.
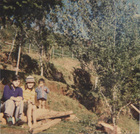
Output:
[1, 99, 23, 121]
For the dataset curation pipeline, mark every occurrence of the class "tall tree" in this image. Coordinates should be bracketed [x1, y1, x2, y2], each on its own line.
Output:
[52, 0, 140, 126]
[0, 0, 63, 74]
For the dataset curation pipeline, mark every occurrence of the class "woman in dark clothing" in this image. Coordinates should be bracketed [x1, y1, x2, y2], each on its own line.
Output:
[1, 75, 24, 126]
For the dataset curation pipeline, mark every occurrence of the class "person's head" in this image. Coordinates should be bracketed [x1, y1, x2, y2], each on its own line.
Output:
[25, 75, 35, 89]
[11, 75, 20, 88]
[38, 78, 45, 87]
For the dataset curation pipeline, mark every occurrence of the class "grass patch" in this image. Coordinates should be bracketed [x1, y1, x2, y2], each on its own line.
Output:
[50, 57, 80, 86]
[0, 124, 29, 134]
[43, 120, 97, 134]
[118, 115, 139, 134]
[43, 91, 98, 133]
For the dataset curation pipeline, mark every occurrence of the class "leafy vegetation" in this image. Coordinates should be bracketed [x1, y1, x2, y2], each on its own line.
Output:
[0, 0, 139, 133]
[50, 0, 140, 125]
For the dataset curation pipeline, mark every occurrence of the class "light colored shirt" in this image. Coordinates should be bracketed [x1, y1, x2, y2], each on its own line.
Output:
[21, 86, 36, 104]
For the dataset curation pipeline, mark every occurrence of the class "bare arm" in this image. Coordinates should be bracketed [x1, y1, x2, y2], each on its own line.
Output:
[10, 96, 22, 102]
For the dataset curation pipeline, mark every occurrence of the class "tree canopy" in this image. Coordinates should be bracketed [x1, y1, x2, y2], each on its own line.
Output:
[0, 0, 63, 29]
[49, 0, 140, 124]
[0, 0, 139, 125]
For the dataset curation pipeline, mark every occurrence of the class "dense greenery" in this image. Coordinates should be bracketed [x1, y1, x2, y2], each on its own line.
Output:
[0, 0, 139, 126]
[0, 0, 63, 75]
[50, 0, 140, 124]
[0, 0, 63, 28]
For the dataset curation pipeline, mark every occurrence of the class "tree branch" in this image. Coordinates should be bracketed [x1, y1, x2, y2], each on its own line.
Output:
[116, 101, 131, 121]
[100, 88, 112, 113]
[130, 104, 140, 114]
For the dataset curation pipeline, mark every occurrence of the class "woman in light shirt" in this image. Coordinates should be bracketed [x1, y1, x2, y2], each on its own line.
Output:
[22, 75, 37, 128]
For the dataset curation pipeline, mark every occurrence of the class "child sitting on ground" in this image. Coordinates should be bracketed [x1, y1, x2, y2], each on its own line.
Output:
[35, 78, 50, 109]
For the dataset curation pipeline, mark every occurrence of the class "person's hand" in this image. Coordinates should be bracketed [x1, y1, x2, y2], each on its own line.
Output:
[10, 96, 17, 101]
[28, 100, 34, 105]
[10, 96, 22, 102]
[27, 100, 31, 104]
[16, 97, 22, 101]
[15, 101, 20, 106]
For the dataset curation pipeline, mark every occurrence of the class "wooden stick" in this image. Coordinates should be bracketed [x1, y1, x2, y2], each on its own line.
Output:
[130, 104, 140, 114]
[36, 109, 73, 120]
[0, 78, 4, 84]
[5, 42, 13, 45]
[98, 121, 113, 131]
[31, 119, 61, 134]
[98, 121, 121, 134]
[0, 113, 4, 120]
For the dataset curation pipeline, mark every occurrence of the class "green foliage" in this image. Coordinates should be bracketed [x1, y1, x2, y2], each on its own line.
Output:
[0, 25, 16, 40]
[0, 0, 63, 28]
[51, 0, 140, 124]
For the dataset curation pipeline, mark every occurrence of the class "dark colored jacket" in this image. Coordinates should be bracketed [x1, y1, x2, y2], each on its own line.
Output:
[1, 85, 23, 102]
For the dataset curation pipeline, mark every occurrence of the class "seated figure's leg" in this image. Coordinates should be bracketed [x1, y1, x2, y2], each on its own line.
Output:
[32, 105, 37, 125]
[1, 103, 5, 113]
[15, 100, 24, 121]
[4, 99, 15, 117]
[4, 99, 15, 125]
[27, 103, 32, 128]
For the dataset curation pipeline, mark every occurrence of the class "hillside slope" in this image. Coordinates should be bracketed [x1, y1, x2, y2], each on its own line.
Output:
[0, 54, 139, 134]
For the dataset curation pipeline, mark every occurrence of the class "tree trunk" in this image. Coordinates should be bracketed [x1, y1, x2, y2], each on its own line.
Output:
[40, 45, 43, 76]
[112, 86, 117, 126]
[52, 46, 54, 58]
[95, 76, 98, 89]
[62, 47, 63, 57]
[16, 43, 21, 75]
[72, 53, 74, 59]
[7, 31, 17, 62]
[28, 43, 31, 53]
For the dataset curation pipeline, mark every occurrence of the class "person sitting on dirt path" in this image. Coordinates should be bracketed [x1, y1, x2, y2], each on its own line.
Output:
[22, 75, 37, 128]
[35, 78, 50, 109]
[1, 75, 24, 126]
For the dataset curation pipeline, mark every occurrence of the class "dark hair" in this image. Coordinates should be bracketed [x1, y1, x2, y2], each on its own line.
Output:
[6, 75, 20, 90]
[38, 78, 45, 84]
[12, 75, 20, 81]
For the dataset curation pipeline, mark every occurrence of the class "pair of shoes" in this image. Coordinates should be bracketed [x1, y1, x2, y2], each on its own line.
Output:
[8, 121, 13, 126]
[4, 114, 13, 126]
[15, 119, 24, 126]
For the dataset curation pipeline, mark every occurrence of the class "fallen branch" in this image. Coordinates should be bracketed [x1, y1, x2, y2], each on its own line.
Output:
[98, 121, 121, 134]
[36, 109, 73, 120]
[31, 119, 61, 134]
[130, 104, 140, 114]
